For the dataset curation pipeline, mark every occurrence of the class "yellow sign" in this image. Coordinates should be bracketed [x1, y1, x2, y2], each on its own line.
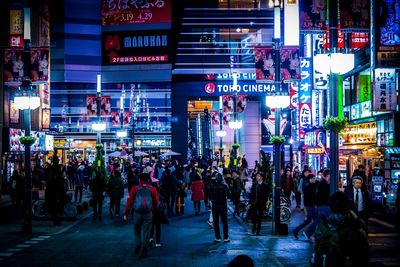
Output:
[307, 147, 325, 154]
[54, 139, 66, 147]
[10, 10, 24, 35]
[342, 122, 377, 145]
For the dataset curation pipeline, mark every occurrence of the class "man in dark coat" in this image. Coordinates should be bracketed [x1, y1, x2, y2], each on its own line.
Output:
[345, 176, 372, 227]
[45, 156, 65, 225]
[108, 164, 124, 217]
[249, 172, 268, 235]
[210, 173, 230, 243]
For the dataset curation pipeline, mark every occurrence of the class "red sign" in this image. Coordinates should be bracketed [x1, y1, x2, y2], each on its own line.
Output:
[101, 0, 171, 26]
[110, 55, 168, 64]
[9, 36, 23, 47]
[205, 83, 215, 94]
[289, 83, 299, 109]
[350, 32, 369, 49]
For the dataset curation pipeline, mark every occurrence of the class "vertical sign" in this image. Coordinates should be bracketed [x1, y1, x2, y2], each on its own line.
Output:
[374, 69, 397, 111]
[312, 90, 324, 127]
[290, 82, 299, 109]
[10, 10, 24, 35]
[299, 57, 313, 139]
[9, 100, 20, 124]
[254, 46, 275, 83]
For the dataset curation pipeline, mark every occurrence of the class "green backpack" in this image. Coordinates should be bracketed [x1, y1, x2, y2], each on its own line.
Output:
[313, 212, 369, 267]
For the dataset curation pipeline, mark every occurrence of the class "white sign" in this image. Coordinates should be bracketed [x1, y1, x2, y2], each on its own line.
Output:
[312, 90, 324, 127]
[374, 69, 397, 111]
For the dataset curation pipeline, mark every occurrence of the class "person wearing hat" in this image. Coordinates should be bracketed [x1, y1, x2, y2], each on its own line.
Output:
[345, 175, 371, 227]
[209, 173, 230, 243]
[292, 174, 318, 240]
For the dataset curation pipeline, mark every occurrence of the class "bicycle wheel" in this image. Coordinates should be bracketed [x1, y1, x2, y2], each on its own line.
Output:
[32, 200, 47, 218]
[280, 207, 291, 222]
[280, 196, 291, 208]
[64, 202, 77, 219]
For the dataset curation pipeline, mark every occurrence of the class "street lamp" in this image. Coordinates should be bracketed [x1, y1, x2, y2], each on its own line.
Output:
[15, 8, 41, 234]
[313, 0, 355, 195]
[92, 74, 106, 142]
[216, 96, 227, 163]
[266, 95, 290, 234]
[228, 73, 242, 170]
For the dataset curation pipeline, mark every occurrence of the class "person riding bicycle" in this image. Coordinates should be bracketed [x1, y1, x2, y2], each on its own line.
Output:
[249, 172, 268, 235]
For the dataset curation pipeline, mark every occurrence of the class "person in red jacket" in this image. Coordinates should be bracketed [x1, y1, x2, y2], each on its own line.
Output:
[124, 173, 159, 258]
[190, 173, 205, 215]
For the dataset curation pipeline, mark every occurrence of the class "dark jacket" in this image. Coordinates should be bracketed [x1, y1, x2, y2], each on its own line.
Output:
[303, 182, 317, 206]
[210, 180, 229, 206]
[90, 175, 106, 201]
[344, 185, 372, 217]
[316, 179, 330, 207]
[161, 173, 178, 194]
[108, 171, 124, 199]
[249, 182, 268, 208]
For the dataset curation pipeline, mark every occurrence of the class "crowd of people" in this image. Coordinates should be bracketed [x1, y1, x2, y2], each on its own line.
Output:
[8, 154, 383, 266]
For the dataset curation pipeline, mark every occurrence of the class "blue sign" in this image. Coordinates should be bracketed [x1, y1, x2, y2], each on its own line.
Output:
[299, 57, 312, 104]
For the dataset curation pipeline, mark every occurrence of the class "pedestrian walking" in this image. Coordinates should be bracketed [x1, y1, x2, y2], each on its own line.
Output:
[160, 168, 177, 216]
[45, 156, 65, 226]
[108, 164, 124, 217]
[124, 173, 159, 258]
[316, 169, 331, 221]
[74, 164, 85, 203]
[90, 170, 106, 220]
[190, 173, 204, 215]
[281, 168, 294, 200]
[345, 175, 372, 227]
[249, 172, 268, 235]
[210, 173, 230, 243]
[231, 169, 245, 217]
[10, 170, 24, 216]
[292, 174, 318, 239]
[313, 192, 369, 267]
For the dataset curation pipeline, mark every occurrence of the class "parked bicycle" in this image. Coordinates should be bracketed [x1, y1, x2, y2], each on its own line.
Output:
[32, 192, 77, 219]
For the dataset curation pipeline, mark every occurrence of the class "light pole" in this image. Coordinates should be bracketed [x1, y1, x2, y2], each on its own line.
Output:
[228, 74, 242, 171]
[216, 95, 227, 164]
[313, 0, 354, 195]
[92, 74, 106, 141]
[14, 8, 41, 234]
[266, 95, 290, 234]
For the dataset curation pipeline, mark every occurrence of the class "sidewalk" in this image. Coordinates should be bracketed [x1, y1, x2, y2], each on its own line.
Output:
[0, 189, 95, 251]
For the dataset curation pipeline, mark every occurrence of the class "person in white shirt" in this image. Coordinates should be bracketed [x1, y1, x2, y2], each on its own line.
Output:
[345, 176, 371, 227]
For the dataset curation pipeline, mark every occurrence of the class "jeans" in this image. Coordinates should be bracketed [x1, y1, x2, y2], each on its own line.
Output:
[293, 205, 318, 237]
[165, 192, 176, 215]
[93, 199, 103, 219]
[150, 215, 161, 244]
[231, 193, 240, 215]
[212, 204, 229, 240]
[110, 197, 121, 215]
[74, 185, 83, 203]
[252, 205, 264, 234]
[295, 192, 302, 207]
[193, 201, 201, 213]
[133, 211, 153, 252]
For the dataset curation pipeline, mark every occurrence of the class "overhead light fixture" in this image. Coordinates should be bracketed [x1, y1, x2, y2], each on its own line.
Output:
[116, 130, 127, 138]
[14, 79, 41, 110]
[228, 120, 243, 130]
[216, 130, 227, 137]
[236, 28, 241, 33]
[314, 53, 355, 75]
[92, 122, 106, 132]
[265, 95, 290, 109]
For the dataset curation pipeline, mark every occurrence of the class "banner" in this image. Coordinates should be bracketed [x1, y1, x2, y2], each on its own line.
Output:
[300, 0, 327, 31]
[211, 111, 220, 125]
[280, 46, 301, 81]
[42, 109, 50, 129]
[102, 30, 171, 65]
[87, 96, 97, 116]
[38, 83, 50, 109]
[123, 111, 132, 126]
[9, 100, 20, 124]
[30, 48, 49, 82]
[261, 107, 291, 145]
[299, 57, 313, 104]
[101, 0, 171, 26]
[254, 46, 275, 82]
[101, 96, 111, 115]
[379, 0, 400, 46]
[111, 112, 121, 126]
[356, 74, 371, 102]
[10, 10, 23, 35]
[374, 69, 397, 111]
[340, 0, 370, 30]
[4, 49, 24, 82]
[290, 82, 299, 109]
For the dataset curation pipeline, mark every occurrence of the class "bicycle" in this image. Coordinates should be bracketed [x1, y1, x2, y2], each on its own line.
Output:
[265, 195, 292, 222]
[32, 192, 77, 219]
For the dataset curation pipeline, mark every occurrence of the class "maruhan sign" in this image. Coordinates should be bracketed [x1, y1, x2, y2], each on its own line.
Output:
[215, 83, 279, 94]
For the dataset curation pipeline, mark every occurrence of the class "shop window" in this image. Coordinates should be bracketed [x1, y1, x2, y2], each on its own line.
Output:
[377, 118, 394, 147]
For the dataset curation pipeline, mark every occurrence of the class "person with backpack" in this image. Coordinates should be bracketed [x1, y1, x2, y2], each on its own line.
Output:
[312, 191, 369, 267]
[210, 173, 230, 243]
[293, 174, 318, 240]
[124, 173, 159, 258]
[108, 164, 124, 217]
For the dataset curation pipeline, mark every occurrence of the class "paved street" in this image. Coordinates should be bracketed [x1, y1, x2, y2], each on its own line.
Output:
[0, 193, 399, 267]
